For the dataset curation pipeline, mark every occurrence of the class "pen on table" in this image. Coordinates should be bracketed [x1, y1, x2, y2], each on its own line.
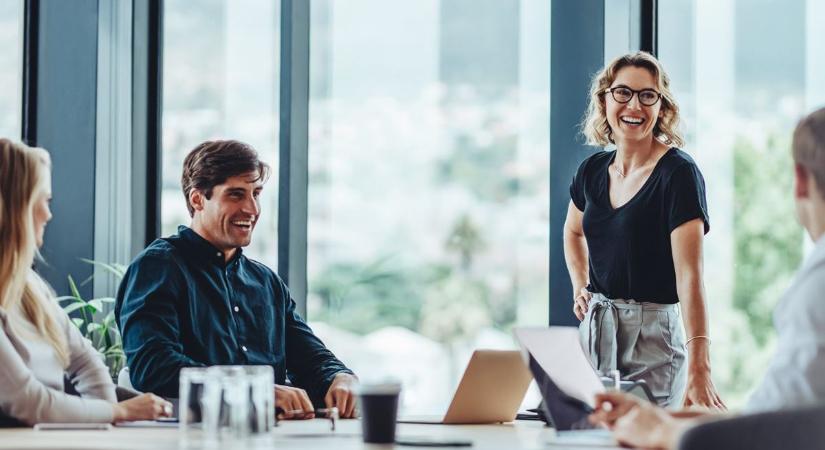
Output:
[280, 407, 338, 415]
[278, 407, 339, 430]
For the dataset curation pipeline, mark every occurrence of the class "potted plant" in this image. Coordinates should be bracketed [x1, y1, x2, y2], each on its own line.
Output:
[56, 260, 126, 381]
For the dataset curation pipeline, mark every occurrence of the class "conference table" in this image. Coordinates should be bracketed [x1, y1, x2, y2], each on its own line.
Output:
[0, 419, 622, 449]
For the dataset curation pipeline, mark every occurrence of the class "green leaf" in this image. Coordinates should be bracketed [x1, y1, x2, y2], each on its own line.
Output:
[62, 302, 89, 316]
[56, 295, 81, 304]
[67, 276, 83, 301]
[102, 347, 124, 357]
[81, 259, 127, 280]
[87, 323, 103, 334]
[106, 342, 123, 351]
[97, 297, 116, 304]
[79, 274, 94, 287]
[71, 318, 85, 329]
[87, 299, 103, 313]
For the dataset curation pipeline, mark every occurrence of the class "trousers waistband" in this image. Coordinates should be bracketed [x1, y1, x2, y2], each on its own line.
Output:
[589, 293, 679, 312]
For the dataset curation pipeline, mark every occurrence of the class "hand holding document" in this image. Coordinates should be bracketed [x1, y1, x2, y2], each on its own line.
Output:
[513, 327, 605, 409]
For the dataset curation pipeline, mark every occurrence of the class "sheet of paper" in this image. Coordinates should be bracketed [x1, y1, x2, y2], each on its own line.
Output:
[513, 327, 604, 408]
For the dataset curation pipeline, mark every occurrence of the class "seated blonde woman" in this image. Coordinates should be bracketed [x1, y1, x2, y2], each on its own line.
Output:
[0, 139, 172, 426]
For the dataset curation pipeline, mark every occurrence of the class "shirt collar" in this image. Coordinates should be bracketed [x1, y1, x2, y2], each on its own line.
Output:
[176, 225, 243, 267]
[801, 233, 825, 269]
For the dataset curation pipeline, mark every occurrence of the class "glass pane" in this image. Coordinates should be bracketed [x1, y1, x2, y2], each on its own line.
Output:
[660, 0, 824, 408]
[0, 1, 22, 140]
[161, 0, 280, 267]
[307, 0, 550, 414]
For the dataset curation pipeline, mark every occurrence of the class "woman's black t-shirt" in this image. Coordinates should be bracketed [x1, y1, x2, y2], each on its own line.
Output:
[569, 148, 709, 304]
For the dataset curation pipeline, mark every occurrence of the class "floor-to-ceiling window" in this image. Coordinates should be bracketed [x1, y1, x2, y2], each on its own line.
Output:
[306, 0, 550, 414]
[659, 0, 825, 408]
[161, 0, 280, 267]
[0, 1, 22, 140]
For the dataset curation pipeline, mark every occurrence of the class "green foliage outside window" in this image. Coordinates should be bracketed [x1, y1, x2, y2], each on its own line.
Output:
[311, 214, 515, 343]
[718, 131, 803, 404]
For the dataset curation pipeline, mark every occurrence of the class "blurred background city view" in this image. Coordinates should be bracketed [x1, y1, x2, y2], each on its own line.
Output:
[160, 0, 550, 413]
[2, 0, 824, 413]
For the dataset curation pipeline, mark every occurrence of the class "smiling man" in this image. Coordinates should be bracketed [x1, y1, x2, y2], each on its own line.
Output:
[115, 140, 357, 419]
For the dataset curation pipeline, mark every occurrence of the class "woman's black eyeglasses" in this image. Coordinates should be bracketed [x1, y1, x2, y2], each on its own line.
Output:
[603, 86, 661, 106]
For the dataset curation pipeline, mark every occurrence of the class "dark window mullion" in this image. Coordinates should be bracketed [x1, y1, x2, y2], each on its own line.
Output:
[22, 0, 39, 145]
[278, 0, 310, 318]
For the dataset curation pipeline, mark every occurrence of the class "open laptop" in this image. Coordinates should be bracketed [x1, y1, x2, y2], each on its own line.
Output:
[398, 349, 532, 424]
[513, 327, 620, 447]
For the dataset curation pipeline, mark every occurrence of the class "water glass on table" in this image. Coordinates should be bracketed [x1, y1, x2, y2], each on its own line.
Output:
[201, 365, 275, 443]
[244, 365, 275, 435]
[179, 367, 209, 445]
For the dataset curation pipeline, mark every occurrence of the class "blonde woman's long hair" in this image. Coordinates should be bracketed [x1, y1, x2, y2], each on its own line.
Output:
[582, 51, 684, 148]
[0, 138, 69, 367]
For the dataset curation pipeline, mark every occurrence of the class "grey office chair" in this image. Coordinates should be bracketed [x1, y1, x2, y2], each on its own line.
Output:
[678, 404, 825, 450]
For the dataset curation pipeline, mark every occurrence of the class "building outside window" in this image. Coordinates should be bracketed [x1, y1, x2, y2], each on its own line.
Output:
[0, 0, 22, 140]
[161, 0, 281, 268]
[306, 0, 550, 414]
[659, 0, 825, 408]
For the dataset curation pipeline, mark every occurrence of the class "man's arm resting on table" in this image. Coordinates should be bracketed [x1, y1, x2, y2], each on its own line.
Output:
[116, 252, 204, 397]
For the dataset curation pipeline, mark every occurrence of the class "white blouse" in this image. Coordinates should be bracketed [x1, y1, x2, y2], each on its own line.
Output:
[745, 235, 825, 413]
[0, 300, 116, 425]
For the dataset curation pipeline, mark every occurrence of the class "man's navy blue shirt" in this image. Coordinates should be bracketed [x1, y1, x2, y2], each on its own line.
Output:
[115, 226, 352, 403]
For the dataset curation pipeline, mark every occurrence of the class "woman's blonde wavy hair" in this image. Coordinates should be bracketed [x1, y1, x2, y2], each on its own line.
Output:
[0, 138, 69, 367]
[582, 51, 684, 148]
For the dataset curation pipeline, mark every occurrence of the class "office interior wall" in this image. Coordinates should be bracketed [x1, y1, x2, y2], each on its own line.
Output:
[548, 0, 605, 326]
[28, 0, 99, 299]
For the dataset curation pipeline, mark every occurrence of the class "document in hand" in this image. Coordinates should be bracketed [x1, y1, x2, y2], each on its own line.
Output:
[512, 327, 604, 409]
[514, 327, 617, 446]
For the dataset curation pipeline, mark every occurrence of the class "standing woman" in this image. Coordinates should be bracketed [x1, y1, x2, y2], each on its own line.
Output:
[564, 52, 724, 408]
[0, 139, 172, 425]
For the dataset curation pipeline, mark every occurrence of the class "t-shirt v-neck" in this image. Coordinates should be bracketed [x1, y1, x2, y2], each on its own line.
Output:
[605, 148, 672, 211]
[569, 147, 710, 304]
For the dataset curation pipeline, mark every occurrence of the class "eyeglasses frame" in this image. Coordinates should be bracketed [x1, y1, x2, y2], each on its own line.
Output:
[603, 86, 662, 106]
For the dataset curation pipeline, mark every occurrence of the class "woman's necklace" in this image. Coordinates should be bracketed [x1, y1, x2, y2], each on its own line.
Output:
[613, 165, 626, 178]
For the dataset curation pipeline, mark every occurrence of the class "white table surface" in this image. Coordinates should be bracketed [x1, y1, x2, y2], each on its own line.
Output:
[0, 419, 623, 449]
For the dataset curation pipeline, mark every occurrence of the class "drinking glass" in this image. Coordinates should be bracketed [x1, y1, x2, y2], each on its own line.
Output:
[179, 367, 209, 446]
[244, 365, 275, 436]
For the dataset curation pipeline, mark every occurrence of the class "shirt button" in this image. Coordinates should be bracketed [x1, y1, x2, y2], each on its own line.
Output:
[234, 306, 239, 313]
[241, 345, 248, 352]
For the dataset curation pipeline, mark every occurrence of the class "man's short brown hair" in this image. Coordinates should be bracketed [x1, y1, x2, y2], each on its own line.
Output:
[793, 107, 825, 200]
[181, 140, 271, 217]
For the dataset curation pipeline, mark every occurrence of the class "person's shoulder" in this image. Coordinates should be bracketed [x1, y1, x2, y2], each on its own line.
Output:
[792, 259, 825, 304]
[660, 147, 700, 171]
[128, 237, 183, 273]
[134, 237, 177, 260]
[576, 149, 614, 175]
[582, 149, 614, 165]
[776, 260, 825, 326]
[658, 148, 706, 185]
